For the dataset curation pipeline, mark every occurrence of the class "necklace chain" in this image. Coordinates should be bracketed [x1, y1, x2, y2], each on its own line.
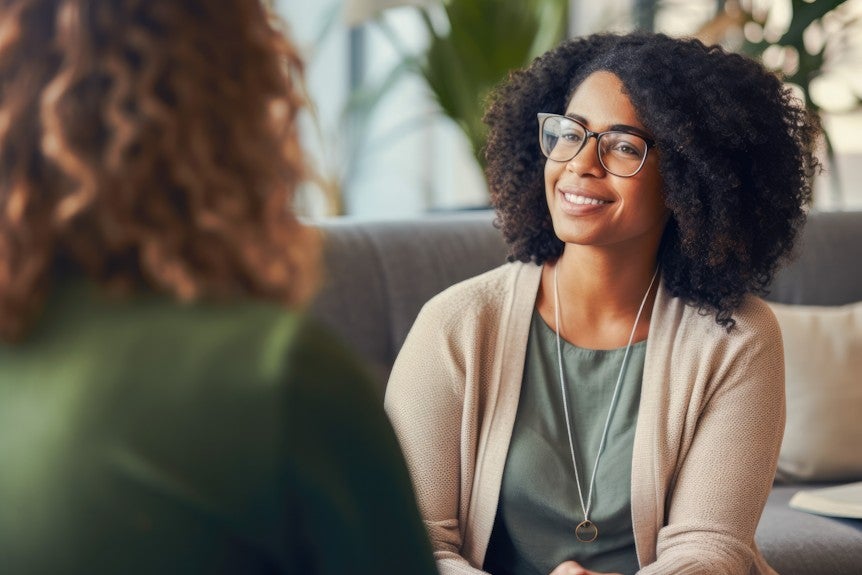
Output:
[552, 264, 658, 538]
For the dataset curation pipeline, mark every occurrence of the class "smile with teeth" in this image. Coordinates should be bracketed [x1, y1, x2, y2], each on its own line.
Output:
[563, 192, 610, 206]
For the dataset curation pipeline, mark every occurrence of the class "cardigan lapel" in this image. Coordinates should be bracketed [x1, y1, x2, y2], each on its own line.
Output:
[463, 262, 543, 566]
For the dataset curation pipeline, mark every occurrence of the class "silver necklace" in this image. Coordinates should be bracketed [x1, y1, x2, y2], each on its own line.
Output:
[552, 264, 658, 543]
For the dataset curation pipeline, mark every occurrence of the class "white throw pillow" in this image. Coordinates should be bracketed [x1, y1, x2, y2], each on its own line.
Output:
[768, 301, 862, 483]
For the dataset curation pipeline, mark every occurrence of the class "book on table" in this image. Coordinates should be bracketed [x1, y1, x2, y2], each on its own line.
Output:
[789, 481, 862, 519]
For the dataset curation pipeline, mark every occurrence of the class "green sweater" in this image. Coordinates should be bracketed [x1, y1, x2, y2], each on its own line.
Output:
[0, 280, 437, 575]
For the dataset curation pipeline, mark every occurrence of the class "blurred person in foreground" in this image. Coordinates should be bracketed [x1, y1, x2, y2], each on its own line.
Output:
[0, 1, 437, 574]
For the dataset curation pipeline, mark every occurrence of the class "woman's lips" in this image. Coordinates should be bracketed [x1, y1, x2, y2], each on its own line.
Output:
[562, 191, 611, 206]
[556, 188, 613, 213]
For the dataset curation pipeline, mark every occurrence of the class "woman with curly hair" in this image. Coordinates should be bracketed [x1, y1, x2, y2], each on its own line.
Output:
[0, 1, 436, 574]
[386, 32, 820, 575]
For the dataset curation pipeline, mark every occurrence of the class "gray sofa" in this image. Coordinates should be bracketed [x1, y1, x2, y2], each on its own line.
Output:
[310, 209, 862, 574]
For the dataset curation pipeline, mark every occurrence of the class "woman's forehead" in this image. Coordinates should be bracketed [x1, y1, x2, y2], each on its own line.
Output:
[565, 71, 646, 131]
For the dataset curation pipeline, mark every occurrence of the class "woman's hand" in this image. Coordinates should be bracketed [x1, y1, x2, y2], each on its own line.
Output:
[548, 560, 623, 575]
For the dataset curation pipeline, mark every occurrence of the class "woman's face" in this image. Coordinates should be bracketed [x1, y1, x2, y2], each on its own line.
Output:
[544, 70, 668, 257]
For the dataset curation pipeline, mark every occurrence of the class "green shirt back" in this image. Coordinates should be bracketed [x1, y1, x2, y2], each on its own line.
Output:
[0, 279, 436, 575]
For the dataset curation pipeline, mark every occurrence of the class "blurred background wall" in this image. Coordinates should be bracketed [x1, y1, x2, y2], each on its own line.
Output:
[277, 0, 862, 217]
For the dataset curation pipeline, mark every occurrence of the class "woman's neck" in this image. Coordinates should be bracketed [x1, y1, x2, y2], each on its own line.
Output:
[537, 246, 660, 350]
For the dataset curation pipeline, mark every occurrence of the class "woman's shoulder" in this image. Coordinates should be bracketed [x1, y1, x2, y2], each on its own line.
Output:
[676, 292, 780, 342]
[657, 291, 783, 374]
[650, 291, 785, 408]
[731, 293, 781, 333]
[420, 261, 541, 319]
[393, 262, 541, 361]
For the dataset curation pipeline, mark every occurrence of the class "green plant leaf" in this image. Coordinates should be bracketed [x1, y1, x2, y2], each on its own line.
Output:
[780, 0, 849, 47]
[417, 0, 568, 166]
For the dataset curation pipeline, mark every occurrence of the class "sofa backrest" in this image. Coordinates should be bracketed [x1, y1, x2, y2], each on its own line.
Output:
[310, 210, 862, 389]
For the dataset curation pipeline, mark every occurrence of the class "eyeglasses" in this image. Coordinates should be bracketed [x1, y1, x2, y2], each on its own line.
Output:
[537, 113, 655, 178]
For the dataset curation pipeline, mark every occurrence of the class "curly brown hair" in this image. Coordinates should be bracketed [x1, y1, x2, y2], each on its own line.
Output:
[0, 0, 318, 342]
[484, 32, 821, 330]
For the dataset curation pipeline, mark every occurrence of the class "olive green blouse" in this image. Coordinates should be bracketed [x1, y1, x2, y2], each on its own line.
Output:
[0, 279, 437, 575]
[484, 311, 645, 575]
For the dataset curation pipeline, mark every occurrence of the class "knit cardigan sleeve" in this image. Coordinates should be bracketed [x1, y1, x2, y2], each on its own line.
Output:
[633, 293, 785, 575]
[385, 286, 487, 573]
[385, 264, 534, 575]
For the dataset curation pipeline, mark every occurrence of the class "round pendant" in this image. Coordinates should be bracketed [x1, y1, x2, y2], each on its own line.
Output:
[575, 520, 598, 543]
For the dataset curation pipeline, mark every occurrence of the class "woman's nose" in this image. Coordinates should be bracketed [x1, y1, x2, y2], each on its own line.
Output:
[565, 135, 605, 176]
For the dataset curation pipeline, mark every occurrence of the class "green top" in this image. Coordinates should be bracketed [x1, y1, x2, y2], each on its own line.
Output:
[485, 311, 645, 575]
[0, 279, 437, 575]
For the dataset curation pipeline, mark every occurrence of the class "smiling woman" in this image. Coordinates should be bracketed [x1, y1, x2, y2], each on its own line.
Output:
[384, 31, 821, 575]
[540, 71, 668, 286]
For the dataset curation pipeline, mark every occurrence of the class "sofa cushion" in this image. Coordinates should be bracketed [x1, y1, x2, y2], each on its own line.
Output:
[311, 211, 507, 390]
[766, 211, 862, 306]
[756, 485, 862, 574]
[769, 301, 862, 482]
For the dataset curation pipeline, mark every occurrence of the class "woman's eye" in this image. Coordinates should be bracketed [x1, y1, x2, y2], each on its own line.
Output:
[615, 143, 639, 156]
[561, 131, 583, 143]
[608, 137, 644, 157]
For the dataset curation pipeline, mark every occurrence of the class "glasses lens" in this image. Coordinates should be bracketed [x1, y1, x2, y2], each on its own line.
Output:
[598, 132, 648, 177]
[541, 116, 585, 162]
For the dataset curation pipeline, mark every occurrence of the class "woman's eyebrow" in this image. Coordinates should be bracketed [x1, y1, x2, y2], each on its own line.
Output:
[565, 112, 653, 140]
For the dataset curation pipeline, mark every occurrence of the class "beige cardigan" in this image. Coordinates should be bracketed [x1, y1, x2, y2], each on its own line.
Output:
[385, 262, 784, 575]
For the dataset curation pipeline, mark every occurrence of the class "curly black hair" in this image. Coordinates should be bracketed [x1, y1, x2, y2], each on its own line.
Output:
[484, 32, 821, 330]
